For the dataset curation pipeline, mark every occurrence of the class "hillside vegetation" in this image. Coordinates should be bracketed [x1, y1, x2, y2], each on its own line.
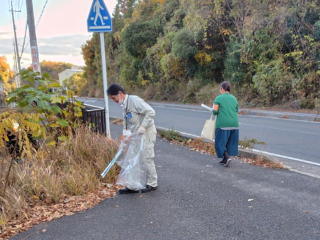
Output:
[80, 0, 320, 109]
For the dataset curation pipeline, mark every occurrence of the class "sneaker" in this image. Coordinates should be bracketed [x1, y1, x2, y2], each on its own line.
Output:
[224, 158, 232, 167]
[119, 188, 139, 194]
[141, 185, 158, 193]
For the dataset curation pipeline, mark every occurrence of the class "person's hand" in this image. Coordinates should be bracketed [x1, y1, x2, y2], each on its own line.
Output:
[137, 125, 146, 135]
[121, 129, 132, 142]
[121, 134, 131, 142]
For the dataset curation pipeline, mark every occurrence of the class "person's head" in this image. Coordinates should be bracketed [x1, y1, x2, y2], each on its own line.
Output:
[220, 81, 231, 94]
[107, 83, 126, 104]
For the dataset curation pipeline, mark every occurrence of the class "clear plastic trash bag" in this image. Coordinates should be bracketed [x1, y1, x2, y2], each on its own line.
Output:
[116, 133, 147, 190]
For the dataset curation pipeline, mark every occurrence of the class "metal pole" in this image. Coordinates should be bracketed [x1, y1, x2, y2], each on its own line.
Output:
[13, 43, 19, 87]
[100, 32, 110, 138]
[26, 0, 41, 75]
[10, 1, 22, 87]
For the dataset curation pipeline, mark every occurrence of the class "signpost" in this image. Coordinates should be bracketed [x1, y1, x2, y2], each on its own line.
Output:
[87, 0, 112, 138]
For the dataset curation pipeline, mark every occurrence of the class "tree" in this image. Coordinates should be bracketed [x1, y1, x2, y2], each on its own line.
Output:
[122, 20, 159, 59]
[0, 56, 15, 92]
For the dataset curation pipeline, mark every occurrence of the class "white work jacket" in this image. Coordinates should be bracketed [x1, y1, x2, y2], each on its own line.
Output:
[122, 95, 155, 133]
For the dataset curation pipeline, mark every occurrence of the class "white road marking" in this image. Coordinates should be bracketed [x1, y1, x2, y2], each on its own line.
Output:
[251, 149, 320, 166]
[156, 126, 199, 139]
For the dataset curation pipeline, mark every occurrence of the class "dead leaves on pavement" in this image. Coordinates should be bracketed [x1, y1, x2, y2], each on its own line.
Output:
[0, 184, 120, 240]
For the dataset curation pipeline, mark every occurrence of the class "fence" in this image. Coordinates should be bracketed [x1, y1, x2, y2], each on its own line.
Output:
[81, 104, 106, 134]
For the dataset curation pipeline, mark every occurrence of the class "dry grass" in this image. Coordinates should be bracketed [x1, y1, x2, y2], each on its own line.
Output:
[111, 118, 123, 126]
[0, 127, 119, 239]
[241, 156, 284, 169]
[196, 84, 220, 106]
[238, 110, 247, 115]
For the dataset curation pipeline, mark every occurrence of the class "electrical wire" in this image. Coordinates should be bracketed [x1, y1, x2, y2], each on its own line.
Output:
[20, 20, 28, 59]
[36, 0, 49, 28]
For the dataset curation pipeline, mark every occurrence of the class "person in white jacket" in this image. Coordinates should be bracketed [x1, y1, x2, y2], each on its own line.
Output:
[107, 84, 158, 194]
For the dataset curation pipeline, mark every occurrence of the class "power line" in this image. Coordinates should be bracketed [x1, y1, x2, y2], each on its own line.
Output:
[36, 0, 49, 28]
[20, 20, 28, 59]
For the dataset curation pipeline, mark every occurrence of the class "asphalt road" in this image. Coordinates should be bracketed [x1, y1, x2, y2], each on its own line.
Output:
[11, 124, 320, 240]
[79, 98, 320, 172]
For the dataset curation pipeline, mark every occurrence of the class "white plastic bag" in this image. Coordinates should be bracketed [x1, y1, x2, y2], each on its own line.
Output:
[116, 134, 147, 190]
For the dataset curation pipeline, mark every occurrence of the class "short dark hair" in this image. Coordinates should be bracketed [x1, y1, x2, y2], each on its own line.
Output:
[221, 81, 231, 92]
[107, 83, 126, 95]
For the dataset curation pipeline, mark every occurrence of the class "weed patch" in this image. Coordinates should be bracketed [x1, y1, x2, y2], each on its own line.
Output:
[159, 129, 283, 169]
[239, 137, 266, 150]
[0, 127, 119, 239]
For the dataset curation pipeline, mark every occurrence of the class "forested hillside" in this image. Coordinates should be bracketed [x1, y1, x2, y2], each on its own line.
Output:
[81, 0, 320, 109]
[28, 60, 73, 80]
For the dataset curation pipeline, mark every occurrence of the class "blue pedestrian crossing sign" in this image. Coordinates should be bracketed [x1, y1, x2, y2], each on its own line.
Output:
[87, 0, 112, 32]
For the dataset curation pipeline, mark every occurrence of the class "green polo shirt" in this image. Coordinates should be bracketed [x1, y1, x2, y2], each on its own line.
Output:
[212, 93, 239, 128]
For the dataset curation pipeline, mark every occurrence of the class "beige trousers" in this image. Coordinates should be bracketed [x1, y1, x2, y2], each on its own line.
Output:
[143, 124, 158, 188]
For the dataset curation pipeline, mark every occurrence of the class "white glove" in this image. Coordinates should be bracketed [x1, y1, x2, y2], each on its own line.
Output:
[137, 125, 146, 135]
[121, 129, 132, 142]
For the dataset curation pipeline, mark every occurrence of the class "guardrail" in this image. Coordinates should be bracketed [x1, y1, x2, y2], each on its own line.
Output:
[82, 104, 106, 134]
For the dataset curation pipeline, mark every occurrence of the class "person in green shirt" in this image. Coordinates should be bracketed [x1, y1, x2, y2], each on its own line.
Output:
[212, 81, 239, 167]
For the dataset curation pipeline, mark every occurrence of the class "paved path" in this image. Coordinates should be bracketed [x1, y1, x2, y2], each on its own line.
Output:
[11, 124, 320, 240]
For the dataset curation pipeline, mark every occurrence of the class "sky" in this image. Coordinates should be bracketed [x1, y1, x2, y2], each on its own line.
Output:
[0, 0, 117, 71]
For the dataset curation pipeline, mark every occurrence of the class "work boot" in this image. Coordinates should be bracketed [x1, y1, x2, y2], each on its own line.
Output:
[219, 157, 227, 165]
[141, 185, 158, 193]
[119, 188, 139, 194]
[220, 151, 228, 164]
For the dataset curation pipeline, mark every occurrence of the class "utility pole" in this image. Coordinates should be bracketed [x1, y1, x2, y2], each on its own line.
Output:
[13, 43, 19, 87]
[26, 0, 41, 75]
[10, 1, 21, 87]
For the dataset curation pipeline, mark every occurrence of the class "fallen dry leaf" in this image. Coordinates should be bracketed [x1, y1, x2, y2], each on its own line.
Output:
[0, 184, 118, 240]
